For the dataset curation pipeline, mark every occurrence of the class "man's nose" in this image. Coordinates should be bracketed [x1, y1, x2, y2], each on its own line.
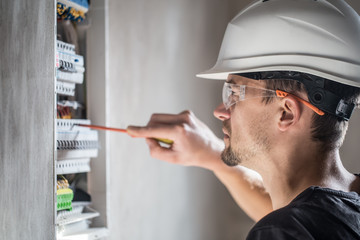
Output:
[213, 103, 230, 121]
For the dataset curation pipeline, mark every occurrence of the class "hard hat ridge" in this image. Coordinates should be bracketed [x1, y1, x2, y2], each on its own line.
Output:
[196, 0, 360, 88]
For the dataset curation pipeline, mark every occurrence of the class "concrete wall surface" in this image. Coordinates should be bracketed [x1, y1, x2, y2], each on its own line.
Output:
[0, 0, 55, 239]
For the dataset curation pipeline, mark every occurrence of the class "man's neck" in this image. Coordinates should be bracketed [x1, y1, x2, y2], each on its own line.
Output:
[257, 147, 359, 210]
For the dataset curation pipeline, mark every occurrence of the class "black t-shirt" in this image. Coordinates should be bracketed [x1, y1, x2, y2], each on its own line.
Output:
[246, 186, 360, 240]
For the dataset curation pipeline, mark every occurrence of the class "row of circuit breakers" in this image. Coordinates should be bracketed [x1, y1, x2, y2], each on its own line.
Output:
[56, 40, 84, 96]
[55, 39, 108, 239]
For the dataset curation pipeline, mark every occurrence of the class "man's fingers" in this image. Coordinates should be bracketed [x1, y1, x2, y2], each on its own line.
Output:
[148, 110, 193, 124]
[145, 138, 179, 164]
[127, 124, 182, 140]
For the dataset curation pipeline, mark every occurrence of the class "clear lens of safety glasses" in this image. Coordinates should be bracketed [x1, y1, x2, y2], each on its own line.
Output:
[222, 82, 277, 109]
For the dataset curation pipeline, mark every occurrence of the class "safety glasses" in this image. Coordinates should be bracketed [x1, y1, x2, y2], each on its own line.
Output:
[222, 82, 324, 115]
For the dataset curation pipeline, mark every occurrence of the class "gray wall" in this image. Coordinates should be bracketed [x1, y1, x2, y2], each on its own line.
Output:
[0, 0, 55, 239]
[106, 0, 360, 239]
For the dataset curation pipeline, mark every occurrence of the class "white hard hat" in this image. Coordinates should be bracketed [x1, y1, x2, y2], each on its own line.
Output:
[196, 0, 360, 88]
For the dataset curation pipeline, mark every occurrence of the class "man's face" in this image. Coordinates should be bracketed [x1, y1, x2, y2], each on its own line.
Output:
[214, 75, 275, 168]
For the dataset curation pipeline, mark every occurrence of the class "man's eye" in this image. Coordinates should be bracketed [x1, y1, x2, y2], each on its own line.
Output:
[230, 90, 239, 96]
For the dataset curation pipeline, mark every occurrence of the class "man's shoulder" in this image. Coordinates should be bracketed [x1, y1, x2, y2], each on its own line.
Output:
[246, 200, 312, 239]
[246, 186, 360, 240]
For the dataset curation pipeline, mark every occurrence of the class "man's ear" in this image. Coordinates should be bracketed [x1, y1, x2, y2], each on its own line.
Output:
[278, 96, 302, 132]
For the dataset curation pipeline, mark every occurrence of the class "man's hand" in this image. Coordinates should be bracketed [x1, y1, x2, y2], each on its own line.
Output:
[127, 110, 273, 221]
[127, 110, 225, 171]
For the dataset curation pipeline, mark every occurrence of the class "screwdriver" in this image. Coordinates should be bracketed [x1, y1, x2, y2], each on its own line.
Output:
[74, 124, 174, 145]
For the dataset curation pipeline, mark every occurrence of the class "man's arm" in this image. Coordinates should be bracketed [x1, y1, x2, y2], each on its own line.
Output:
[213, 165, 272, 221]
[127, 110, 273, 221]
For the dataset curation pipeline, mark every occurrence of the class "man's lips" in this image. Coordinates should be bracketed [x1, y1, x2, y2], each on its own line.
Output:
[223, 128, 230, 139]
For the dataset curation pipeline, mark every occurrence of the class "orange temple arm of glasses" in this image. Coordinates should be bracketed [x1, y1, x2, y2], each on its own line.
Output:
[276, 90, 325, 116]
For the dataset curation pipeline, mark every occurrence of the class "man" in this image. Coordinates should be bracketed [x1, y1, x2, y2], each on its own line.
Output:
[127, 0, 360, 238]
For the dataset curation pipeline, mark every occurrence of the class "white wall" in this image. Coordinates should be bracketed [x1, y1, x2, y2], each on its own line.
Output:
[106, 0, 360, 239]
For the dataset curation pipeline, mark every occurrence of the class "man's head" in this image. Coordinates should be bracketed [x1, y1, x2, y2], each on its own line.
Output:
[215, 74, 360, 169]
[196, 0, 360, 168]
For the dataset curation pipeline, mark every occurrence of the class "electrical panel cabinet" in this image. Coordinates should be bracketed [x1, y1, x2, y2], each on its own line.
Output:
[2, 0, 107, 239]
[55, 1, 109, 239]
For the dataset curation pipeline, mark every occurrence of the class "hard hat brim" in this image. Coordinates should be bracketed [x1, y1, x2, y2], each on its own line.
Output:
[196, 54, 360, 88]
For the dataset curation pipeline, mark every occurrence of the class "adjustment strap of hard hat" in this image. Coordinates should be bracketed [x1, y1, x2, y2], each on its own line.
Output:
[236, 71, 355, 120]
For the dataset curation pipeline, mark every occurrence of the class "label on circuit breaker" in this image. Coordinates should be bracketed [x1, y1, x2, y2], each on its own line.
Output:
[58, 51, 84, 66]
[56, 50, 84, 73]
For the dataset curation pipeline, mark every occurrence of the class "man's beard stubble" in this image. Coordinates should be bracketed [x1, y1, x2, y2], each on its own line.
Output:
[221, 121, 242, 166]
[220, 116, 270, 167]
[221, 145, 241, 166]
